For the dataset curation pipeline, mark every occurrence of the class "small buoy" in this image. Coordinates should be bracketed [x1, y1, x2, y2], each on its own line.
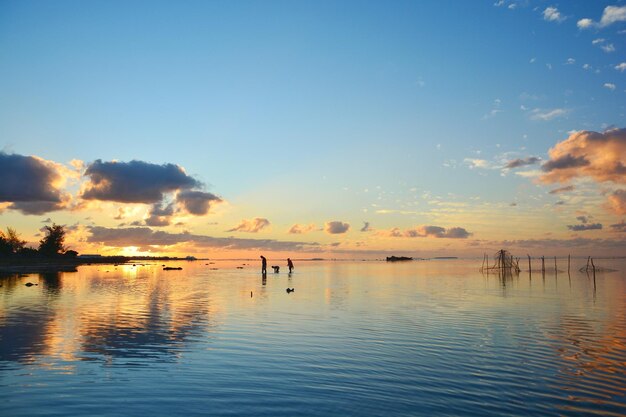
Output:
[286, 288, 294, 293]
[25, 282, 38, 287]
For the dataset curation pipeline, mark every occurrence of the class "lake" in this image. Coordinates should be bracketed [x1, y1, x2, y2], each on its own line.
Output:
[1, 258, 625, 416]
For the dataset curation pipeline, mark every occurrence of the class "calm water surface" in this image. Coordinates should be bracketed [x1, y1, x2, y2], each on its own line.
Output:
[1, 259, 625, 416]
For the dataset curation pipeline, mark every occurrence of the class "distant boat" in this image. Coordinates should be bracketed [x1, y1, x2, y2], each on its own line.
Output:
[386, 256, 413, 262]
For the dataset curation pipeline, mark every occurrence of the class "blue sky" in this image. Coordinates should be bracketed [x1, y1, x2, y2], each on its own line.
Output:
[0, 0, 625, 257]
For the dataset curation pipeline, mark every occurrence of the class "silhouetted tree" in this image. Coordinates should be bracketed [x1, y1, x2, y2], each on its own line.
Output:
[0, 227, 26, 256]
[39, 224, 66, 256]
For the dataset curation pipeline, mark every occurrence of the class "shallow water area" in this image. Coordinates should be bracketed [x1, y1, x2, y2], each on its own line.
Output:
[1, 258, 625, 416]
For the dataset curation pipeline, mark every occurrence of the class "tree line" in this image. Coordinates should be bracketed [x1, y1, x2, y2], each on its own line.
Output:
[0, 224, 76, 258]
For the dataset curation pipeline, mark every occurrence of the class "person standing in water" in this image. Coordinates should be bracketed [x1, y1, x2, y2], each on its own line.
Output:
[260, 255, 267, 274]
[287, 258, 294, 273]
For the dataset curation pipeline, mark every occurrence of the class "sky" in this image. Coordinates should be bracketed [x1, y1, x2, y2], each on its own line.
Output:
[1, 0, 625, 258]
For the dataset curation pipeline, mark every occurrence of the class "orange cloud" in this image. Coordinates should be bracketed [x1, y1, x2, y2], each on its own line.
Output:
[540, 128, 626, 184]
[288, 223, 317, 234]
[606, 190, 626, 215]
[227, 218, 270, 233]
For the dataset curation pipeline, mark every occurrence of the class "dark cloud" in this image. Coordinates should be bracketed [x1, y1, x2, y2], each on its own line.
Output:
[567, 223, 603, 231]
[176, 191, 222, 215]
[0, 152, 70, 214]
[82, 160, 200, 203]
[87, 226, 319, 252]
[542, 155, 589, 172]
[576, 216, 589, 224]
[360, 222, 372, 232]
[549, 185, 575, 194]
[383, 225, 472, 239]
[325, 221, 350, 234]
[505, 156, 540, 169]
[227, 218, 270, 233]
[144, 203, 174, 227]
[555, 201, 565, 205]
[610, 221, 626, 232]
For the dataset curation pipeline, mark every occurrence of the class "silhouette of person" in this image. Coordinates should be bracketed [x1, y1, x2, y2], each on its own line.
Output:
[287, 258, 294, 273]
[260, 255, 267, 274]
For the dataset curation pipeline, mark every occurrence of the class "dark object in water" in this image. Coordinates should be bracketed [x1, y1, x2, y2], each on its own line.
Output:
[386, 256, 412, 262]
[163, 267, 183, 271]
[237, 266, 244, 269]
[25, 282, 38, 287]
[286, 288, 294, 293]
[272, 266, 280, 273]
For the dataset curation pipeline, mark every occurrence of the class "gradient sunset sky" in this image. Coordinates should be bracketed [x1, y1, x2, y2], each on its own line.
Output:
[1, 0, 625, 258]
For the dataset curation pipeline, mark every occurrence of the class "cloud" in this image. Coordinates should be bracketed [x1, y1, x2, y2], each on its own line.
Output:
[360, 222, 372, 232]
[601, 43, 616, 53]
[227, 218, 270, 233]
[0, 152, 72, 215]
[567, 223, 603, 231]
[539, 129, 626, 184]
[464, 158, 492, 169]
[578, 6, 626, 29]
[610, 221, 626, 232]
[576, 216, 589, 224]
[604, 83, 617, 91]
[176, 191, 222, 215]
[549, 185, 575, 194]
[606, 190, 626, 215]
[529, 108, 568, 121]
[616, 63, 626, 72]
[145, 203, 175, 227]
[288, 223, 317, 234]
[577, 18, 594, 29]
[82, 159, 200, 203]
[504, 156, 540, 169]
[543, 6, 564, 22]
[87, 226, 319, 252]
[600, 5, 626, 27]
[382, 225, 471, 239]
[325, 221, 350, 234]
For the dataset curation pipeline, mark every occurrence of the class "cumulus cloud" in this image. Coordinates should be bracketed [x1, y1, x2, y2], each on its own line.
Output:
[325, 221, 350, 234]
[543, 6, 564, 22]
[577, 18, 594, 29]
[0, 152, 72, 215]
[504, 156, 540, 169]
[176, 191, 222, 215]
[227, 218, 270, 233]
[82, 159, 200, 203]
[145, 203, 175, 227]
[604, 83, 617, 91]
[383, 225, 471, 239]
[600, 5, 626, 27]
[360, 222, 372, 232]
[606, 190, 626, 215]
[616, 63, 626, 72]
[288, 223, 317, 234]
[549, 185, 575, 194]
[87, 226, 319, 252]
[578, 6, 626, 29]
[540, 129, 626, 184]
[567, 223, 603, 231]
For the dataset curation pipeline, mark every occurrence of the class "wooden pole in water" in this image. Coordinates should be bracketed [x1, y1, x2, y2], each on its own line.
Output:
[528, 254, 531, 279]
[591, 257, 596, 289]
[568, 254, 570, 274]
[541, 256, 545, 273]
